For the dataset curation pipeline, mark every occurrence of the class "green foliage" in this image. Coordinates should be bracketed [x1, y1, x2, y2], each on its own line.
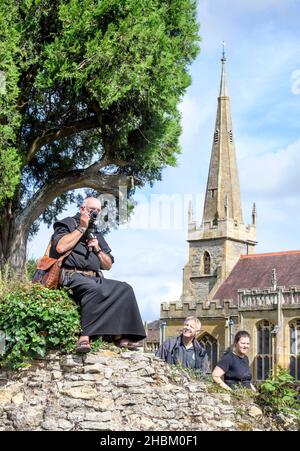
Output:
[0, 263, 26, 298]
[169, 362, 211, 383]
[0, 283, 80, 369]
[26, 258, 39, 281]
[89, 336, 119, 353]
[229, 384, 257, 401]
[180, 365, 211, 382]
[0, 259, 39, 297]
[0, 149, 21, 205]
[0, 0, 200, 228]
[259, 367, 299, 413]
[0, 1, 22, 204]
[90, 337, 103, 353]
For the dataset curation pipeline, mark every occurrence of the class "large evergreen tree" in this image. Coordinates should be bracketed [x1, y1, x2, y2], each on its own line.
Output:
[0, 0, 200, 271]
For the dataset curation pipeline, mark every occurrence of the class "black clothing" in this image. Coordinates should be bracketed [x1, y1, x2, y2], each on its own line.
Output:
[50, 213, 114, 271]
[61, 273, 145, 339]
[217, 352, 252, 389]
[50, 214, 146, 341]
[178, 345, 196, 369]
[155, 335, 210, 373]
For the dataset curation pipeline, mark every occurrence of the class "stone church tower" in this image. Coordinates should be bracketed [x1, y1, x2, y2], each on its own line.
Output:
[182, 51, 257, 304]
[159, 52, 300, 381]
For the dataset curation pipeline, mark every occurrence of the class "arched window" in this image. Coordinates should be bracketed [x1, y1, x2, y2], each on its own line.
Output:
[204, 251, 211, 275]
[199, 333, 218, 370]
[290, 320, 300, 380]
[255, 320, 273, 380]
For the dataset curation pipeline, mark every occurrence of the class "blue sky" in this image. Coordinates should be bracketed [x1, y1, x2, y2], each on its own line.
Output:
[28, 0, 300, 321]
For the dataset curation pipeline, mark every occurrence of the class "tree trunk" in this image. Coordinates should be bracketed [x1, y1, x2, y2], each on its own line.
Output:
[0, 206, 30, 275]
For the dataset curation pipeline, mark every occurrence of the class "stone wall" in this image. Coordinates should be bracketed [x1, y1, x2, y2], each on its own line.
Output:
[0, 349, 298, 431]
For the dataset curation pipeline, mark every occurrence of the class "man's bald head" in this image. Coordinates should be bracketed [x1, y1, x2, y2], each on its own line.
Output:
[81, 197, 101, 211]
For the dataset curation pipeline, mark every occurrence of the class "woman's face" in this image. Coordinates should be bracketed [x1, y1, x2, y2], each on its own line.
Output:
[235, 336, 250, 356]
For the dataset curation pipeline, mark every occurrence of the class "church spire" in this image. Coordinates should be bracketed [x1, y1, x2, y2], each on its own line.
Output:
[202, 46, 243, 225]
[220, 41, 228, 97]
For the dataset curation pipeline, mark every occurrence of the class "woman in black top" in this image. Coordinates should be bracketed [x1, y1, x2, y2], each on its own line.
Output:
[212, 331, 256, 392]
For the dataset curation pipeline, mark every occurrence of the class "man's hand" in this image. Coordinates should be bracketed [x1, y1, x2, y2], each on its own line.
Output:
[86, 237, 112, 270]
[87, 237, 100, 252]
[80, 208, 90, 229]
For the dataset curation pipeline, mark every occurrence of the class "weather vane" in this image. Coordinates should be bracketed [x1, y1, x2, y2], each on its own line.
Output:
[222, 41, 226, 62]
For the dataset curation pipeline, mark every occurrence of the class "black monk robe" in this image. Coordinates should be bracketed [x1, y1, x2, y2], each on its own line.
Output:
[49, 214, 146, 341]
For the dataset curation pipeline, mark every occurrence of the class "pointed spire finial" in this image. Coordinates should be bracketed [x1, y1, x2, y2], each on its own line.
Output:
[221, 41, 226, 63]
[188, 200, 193, 223]
[271, 268, 277, 291]
[252, 202, 257, 225]
[219, 41, 228, 97]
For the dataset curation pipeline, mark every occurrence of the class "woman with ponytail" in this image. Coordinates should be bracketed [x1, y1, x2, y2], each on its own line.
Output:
[212, 331, 256, 392]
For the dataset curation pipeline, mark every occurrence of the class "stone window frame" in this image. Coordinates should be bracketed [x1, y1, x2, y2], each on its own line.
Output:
[289, 319, 300, 380]
[203, 251, 211, 275]
[198, 332, 218, 370]
[255, 320, 274, 381]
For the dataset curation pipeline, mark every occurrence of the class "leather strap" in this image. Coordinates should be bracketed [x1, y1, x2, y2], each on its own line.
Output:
[63, 268, 102, 278]
[43, 218, 77, 264]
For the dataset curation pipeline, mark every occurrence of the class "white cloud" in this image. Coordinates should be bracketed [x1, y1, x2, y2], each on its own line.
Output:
[179, 94, 214, 138]
[100, 229, 188, 320]
[130, 279, 182, 322]
[108, 238, 186, 279]
[240, 138, 300, 197]
[236, 134, 286, 160]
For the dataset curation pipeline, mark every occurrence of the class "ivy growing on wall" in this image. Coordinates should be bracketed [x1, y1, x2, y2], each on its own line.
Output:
[0, 284, 80, 369]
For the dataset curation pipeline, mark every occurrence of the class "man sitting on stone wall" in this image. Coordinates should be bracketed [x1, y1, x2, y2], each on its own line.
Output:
[155, 316, 210, 373]
[50, 196, 146, 353]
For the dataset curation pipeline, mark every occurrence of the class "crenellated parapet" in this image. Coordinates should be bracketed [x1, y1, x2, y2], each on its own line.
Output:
[161, 284, 300, 319]
[238, 286, 300, 310]
[282, 287, 300, 305]
[188, 218, 256, 245]
[161, 297, 238, 319]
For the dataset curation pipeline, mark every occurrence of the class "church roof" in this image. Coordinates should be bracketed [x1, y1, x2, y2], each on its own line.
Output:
[213, 250, 300, 305]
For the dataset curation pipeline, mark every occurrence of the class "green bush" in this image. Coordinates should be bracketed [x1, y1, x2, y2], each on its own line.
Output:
[259, 367, 299, 413]
[0, 283, 80, 369]
[26, 258, 39, 281]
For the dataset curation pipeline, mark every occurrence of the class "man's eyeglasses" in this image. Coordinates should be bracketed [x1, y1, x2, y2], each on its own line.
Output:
[83, 207, 101, 213]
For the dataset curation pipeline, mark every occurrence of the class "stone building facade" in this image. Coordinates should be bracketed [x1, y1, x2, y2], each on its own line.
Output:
[159, 53, 300, 381]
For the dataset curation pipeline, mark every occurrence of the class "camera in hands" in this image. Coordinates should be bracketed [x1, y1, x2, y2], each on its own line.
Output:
[86, 210, 98, 251]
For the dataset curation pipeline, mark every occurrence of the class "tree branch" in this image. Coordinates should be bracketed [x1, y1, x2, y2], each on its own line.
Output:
[19, 161, 142, 229]
[26, 115, 100, 162]
[17, 65, 39, 117]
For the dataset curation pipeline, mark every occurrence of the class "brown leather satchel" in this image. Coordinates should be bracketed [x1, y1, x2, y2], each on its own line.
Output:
[32, 241, 72, 289]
